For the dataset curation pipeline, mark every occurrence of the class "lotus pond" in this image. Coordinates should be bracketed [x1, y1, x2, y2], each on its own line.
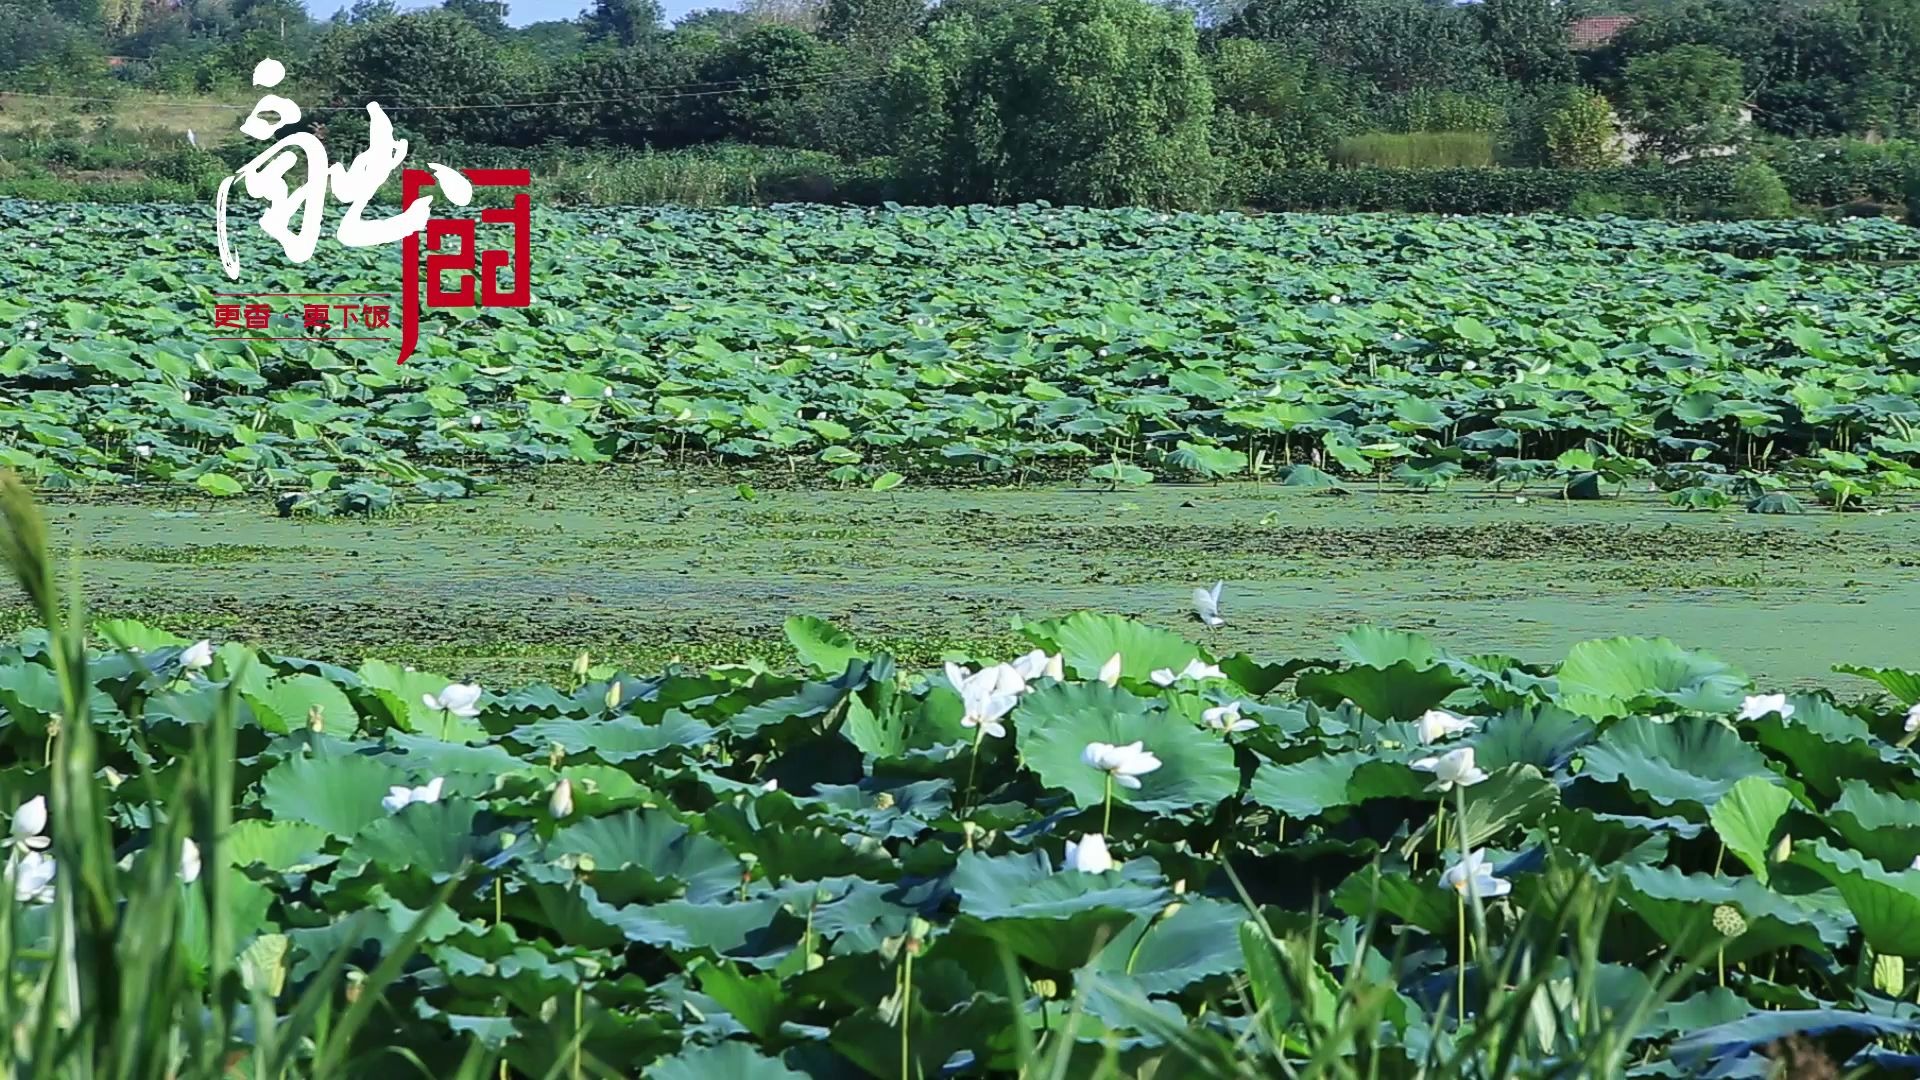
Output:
[5, 595, 1920, 1076]
[3, 203, 1920, 512]
[5, 203, 1920, 1075]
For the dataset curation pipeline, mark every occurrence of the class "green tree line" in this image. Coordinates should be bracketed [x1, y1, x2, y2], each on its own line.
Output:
[5, 0, 1920, 208]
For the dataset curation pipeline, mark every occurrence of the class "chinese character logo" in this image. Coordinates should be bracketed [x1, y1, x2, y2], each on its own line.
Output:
[214, 57, 531, 363]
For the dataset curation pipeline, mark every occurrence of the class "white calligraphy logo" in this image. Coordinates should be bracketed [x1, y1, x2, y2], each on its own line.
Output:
[216, 57, 474, 279]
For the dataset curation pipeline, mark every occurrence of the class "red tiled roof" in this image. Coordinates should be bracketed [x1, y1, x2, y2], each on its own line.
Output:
[1569, 15, 1635, 49]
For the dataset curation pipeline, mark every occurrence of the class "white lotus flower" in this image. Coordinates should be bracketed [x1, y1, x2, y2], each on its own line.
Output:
[13, 851, 55, 904]
[1329, 294, 1343, 304]
[1152, 659, 1223, 687]
[1204, 702, 1256, 734]
[1180, 659, 1223, 681]
[1192, 582, 1225, 628]
[1098, 653, 1123, 687]
[469, 413, 484, 428]
[1417, 709, 1477, 744]
[1412, 747, 1488, 792]
[1082, 741, 1162, 790]
[1009, 650, 1064, 683]
[10, 797, 48, 858]
[1063, 833, 1115, 873]
[1441, 849, 1511, 899]
[1906, 702, 1920, 734]
[559, 392, 572, 405]
[549, 778, 573, 820]
[422, 683, 482, 718]
[180, 640, 214, 671]
[946, 662, 1021, 739]
[1910, 854, 1919, 871]
[180, 838, 201, 884]
[382, 776, 445, 813]
[761, 779, 779, 792]
[186, 128, 197, 147]
[1736, 694, 1792, 722]
[134, 444, 154, 459]
[601, 385, 613, 398]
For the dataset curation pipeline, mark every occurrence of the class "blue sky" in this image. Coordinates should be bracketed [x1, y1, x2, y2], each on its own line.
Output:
[315, 0, 716, 27]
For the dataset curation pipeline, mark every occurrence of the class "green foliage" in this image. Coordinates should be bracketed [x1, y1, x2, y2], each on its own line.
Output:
[1544, 86, 1624, 169]
[1332, 131, 1496, 169]
[578, 0, 662, 47]
[1723, 160, 1794, 219]
[312, 12, 536, 145]
[1620, 45, 1749, 161]
[886, 0, 1218, 207]
[1207, 38, 1356, 203]
[4, 201, 1920, 508]
[6, 547, 1920, 1072]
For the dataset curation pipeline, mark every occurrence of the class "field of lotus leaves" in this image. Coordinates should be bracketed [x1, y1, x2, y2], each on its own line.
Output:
[2, 202, 1919, 512]
[5, 530, 1920, 1075]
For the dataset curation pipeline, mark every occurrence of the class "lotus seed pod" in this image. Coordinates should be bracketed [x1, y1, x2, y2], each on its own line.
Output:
[1032, 978, 1058, 999]
[1711, 905, 1747, 938]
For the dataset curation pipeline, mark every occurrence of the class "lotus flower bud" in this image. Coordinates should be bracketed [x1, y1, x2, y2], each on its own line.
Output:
[549, 779, 573, 820]
[604, 681, 623, 711]
[571, 650, 591, 681]
[1770, 832, 1792, 865]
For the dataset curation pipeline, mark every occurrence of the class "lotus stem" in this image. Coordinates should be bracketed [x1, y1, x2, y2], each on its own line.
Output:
[1102, 773, 1114, 836]
[1457, 889, 1466, 1027]
[962, 726, 985, 813]
[900, 945, 914, 1080]
[572, 983, 584, 1080]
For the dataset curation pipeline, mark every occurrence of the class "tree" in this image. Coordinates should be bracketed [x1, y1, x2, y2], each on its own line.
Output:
[1221, 0, 1493, 98]
[580, 0, 661, 47]
[1475, 0, 1575, 85]
[347, 0, 397, 23]
[1207, 36, 1357, 201]
[886, 0, 1218, 207]
[1619, 44, 1746, 159]
[663, 23, 845, 146]
[1542, 86, 1622, 167]
[442, 0, 507, 38]
[315, 11, 524, 142]
[819, 0, 925, 51]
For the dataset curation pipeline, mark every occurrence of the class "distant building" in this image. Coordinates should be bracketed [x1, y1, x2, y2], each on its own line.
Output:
[1569, 15, 1636, 50]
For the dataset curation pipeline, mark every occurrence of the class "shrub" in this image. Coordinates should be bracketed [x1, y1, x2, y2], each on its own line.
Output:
[886, 0, 1218, 208]
[1332, 132, 1495, 169]
[1543, 88, 1623, 169]
[1906, 172, 1920, 227]
[1723, 161, 1793, 219]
